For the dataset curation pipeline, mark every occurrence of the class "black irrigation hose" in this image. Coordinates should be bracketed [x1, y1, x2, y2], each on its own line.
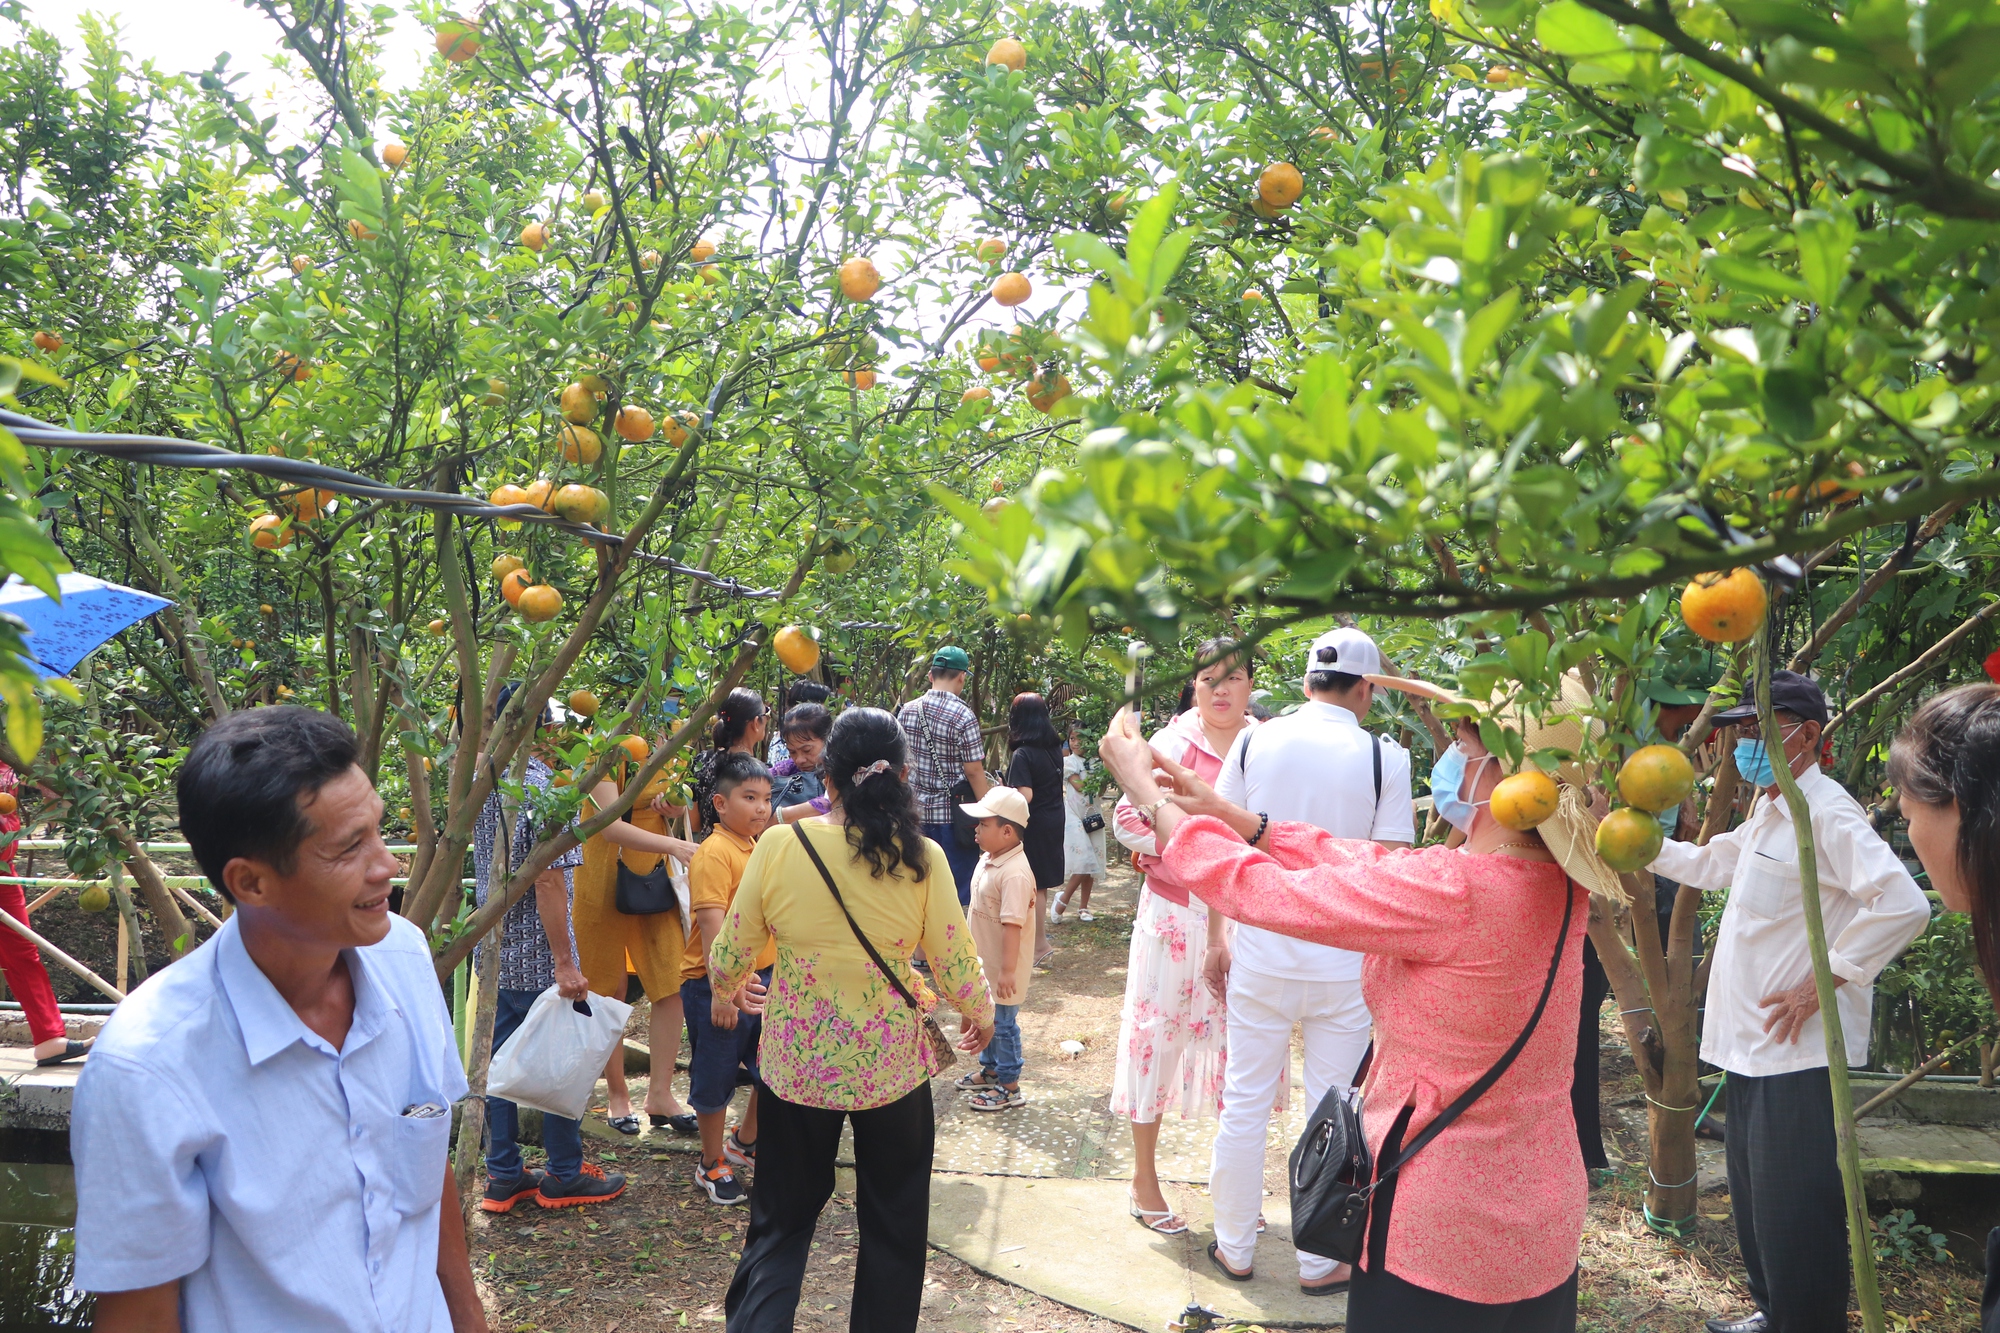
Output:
[3, 410, 789, 601]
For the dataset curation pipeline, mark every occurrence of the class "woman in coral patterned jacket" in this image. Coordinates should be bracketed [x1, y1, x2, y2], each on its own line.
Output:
[1100, 696, 1618, 1333]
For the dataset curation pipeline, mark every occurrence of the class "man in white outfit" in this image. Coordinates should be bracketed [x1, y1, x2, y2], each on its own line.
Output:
[1205, 627, 1413, 1292]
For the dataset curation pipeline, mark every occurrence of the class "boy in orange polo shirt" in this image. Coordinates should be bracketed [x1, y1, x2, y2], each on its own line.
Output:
[683, 752, 773, 1205]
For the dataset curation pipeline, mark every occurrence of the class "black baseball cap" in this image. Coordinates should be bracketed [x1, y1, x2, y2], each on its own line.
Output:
[1713, 670, 1828, 728]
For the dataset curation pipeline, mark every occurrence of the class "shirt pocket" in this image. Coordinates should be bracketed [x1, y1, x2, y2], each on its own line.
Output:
[1732, 850, 1799, 921]
[390, 1103, 453, 1215]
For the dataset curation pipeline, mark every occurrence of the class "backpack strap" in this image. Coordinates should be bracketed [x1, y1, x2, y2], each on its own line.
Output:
[1371, 732, 1382, 805]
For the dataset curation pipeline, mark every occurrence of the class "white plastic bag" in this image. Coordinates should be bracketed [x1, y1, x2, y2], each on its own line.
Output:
[487, 985, 633, 1121]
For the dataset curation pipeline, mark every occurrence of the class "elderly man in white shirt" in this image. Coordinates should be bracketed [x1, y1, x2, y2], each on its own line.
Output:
[1650, 671, 1929, 1333]
[1203, 627, 1414, 1294]
[74, 707, 486, 1333]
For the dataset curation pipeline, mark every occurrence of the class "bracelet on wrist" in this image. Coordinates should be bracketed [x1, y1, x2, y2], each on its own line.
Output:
[1251, 812, 1270, 845]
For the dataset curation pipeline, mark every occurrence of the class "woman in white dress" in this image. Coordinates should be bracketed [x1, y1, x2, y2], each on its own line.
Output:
[1108, 641, 1256, 1234]
[1054, 733, 1105, 921]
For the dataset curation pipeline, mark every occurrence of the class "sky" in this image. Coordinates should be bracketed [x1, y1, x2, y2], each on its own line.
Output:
[24, 0, 425, 97]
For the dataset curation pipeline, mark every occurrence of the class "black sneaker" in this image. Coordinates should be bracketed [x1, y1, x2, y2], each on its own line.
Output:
[723, 1128, 756, 1170]
[695, 1157, 747, 1205]
[536, 1161, 627, 1208]
[480, 1170, 546, 1213]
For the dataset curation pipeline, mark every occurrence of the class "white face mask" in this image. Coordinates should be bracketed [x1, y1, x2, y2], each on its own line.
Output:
[1430, 743, 1492, 833]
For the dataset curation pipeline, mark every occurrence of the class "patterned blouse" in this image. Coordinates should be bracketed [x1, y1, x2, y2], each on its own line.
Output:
[1160, 816, 1587, 1305]
[472, 757, 584, 992]
[709, 820, 993, 1110]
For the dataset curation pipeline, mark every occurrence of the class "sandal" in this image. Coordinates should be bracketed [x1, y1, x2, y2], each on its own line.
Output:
[1127, 1188, 1188, 1235]
[1300, 1272, 1351, 1296]
[968, 1086, 1025, 1112]
[1207, 1242, 1253, 1282]
[607, 1114, 642, 1136]
[35, 1039, 90, 1067]
[649, 1112, 698, 1135]
[955, 1068, 998, 1091]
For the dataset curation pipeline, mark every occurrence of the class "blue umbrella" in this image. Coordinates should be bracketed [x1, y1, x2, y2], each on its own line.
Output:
[0, 572, 172, 677]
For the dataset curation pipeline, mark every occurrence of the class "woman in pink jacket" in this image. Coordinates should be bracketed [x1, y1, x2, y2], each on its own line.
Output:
[1109, 640, 1256, 1234]
[1100, 688, 1617, 1332]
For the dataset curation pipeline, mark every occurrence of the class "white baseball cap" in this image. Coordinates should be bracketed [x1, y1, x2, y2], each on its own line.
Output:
[958, 785, 1030, 827]
[1305, 627, 1381, 681]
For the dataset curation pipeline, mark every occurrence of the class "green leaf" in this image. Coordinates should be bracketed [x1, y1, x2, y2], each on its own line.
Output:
[1792, 209, 1855, 306]
[1536, 0, 1625, 57]
[0, 672, 41, 760]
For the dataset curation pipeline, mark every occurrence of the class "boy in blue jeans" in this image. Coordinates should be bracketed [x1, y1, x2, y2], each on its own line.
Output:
[956, 786, 1036, 1111]
[682, 751, 773, 1205]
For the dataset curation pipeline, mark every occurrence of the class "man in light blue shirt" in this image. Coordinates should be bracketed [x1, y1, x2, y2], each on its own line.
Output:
[74, 706, 486, 1332]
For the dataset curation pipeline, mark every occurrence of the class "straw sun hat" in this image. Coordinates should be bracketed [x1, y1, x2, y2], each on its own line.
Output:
[1368, 670, 1626, 901]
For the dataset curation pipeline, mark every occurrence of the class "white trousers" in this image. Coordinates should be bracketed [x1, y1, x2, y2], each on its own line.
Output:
[1209, 967, 1373, 1278]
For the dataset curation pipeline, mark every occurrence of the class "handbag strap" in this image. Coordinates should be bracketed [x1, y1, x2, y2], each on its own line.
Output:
[1372, 876, 1576, 1186]
[793, 823, 923, 1014]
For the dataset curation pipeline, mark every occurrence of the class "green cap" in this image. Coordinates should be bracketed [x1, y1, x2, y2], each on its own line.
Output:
[931, 645, 972, 674]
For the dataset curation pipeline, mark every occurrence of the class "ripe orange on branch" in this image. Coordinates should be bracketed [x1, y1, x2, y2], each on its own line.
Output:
[559, 423, 602, 464]
[985, 37, 1027, 71]
[492, 553, 526, 580]
[774, 625, 820, 674]
[961, 386, 992, 407]
[489, 484, 531, 510]
[31, 331, 62, 352]
[844, 367, 877, 390]
[1490, 769, 1559, 831]
[347, 219, 377, 242]
[428, 619, 448, 636]
[436, 23, 482, 62]
[522, 478, 557, 512]
[249, 515, 292, 549]
[992, 271, 1032, 306]
[517, 585, 563, 622]
[1027, 373, 1072, 413]
[1617, 745, 1696, 814]
[1680, 568, 1767, 644]
[617, 735, 651, 764]
[559, 382, 598, 424]
[614, 405, 654, 441]
[1257, 162, 1304, 210]
[838, 258, 881, 302]
[552, 484, 608, 524]
[567, 689, 600, 718]
[691, 238, 717, 262]
[975, 238, 1008, 262]
[381, 143, 408, 170]
[1596, 807, 1664, 873]
[520, 221, 549, 252]
[500, 569, 533, 606]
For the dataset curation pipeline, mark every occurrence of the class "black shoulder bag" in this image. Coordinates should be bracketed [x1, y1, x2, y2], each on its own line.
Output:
[614, 859, 679, 915]
[792, 824, 959, 1070]
[1288, 878, 1575, 1264]
[905, 700, 982, 851]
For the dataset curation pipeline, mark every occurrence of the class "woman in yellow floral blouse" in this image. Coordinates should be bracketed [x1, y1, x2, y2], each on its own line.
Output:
[711, 707, 991, 1332]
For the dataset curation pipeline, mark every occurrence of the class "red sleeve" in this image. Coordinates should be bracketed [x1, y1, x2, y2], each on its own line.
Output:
[1159, 816, 1468, 963]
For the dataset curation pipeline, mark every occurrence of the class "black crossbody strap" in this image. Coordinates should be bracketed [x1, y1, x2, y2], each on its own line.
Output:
[1371, 732, 1381, 805]
[793, 824, 922, 1013]
[1374, 878, 1576, 1184]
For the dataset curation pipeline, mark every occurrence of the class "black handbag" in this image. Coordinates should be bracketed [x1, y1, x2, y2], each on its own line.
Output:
[1288, 878, 1575, 1263]
[948, 776, 980, 849]
[613, 860, 679, 915]
[1081, 809, 1106, 833]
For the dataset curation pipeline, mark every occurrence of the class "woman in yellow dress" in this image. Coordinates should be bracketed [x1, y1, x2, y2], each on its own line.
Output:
[573, 741, 702, 1135]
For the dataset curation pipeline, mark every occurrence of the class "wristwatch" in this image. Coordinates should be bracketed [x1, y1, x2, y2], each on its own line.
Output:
[1138, 796, 1172, 824]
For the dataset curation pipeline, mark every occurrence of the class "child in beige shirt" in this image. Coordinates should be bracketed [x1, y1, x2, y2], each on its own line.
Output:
[957, 786, 1037, 1111]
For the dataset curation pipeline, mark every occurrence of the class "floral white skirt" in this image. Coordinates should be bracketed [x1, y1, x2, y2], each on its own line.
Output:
[1110, 886, 1228, 1123]
[1063, 787, 1106, 878]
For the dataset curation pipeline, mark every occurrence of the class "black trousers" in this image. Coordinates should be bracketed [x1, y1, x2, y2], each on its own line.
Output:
[724, 1079, 934, 1332]
[1726, 1068, 1849, 1332]
[1350, 1107, 1578, 1333]
[1571, 938, 1611, 1170]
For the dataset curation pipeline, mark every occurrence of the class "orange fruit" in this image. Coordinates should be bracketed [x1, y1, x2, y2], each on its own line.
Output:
[838, 258, 880, 301]
[558, 423, 602, 464]
[992, 271, 1032, 306]
[31, 331, 62, 352]
[640, 249, 661, 269]
[552, 483, 607, 524]
[500, 569, 533, 606]
[975, 238, 1008, 261]
[1490, 769, 1559, 831]
[259, 604, 274, 614]
[1311, 126, 1336, 142]
[482, 378, 508, 406]
[977, 353, 1002, 373]
[517, 584, 563, 622]
[1027, 373, 1072, 412]
[1257, 161, 1304, 210]
[1680, 568, 1767, 644]
[0, 793, 18, 815]
[661, 411, 699, 446]
[381, 142, 408, 170]
[567, 689, 600, 718]
[289, 487, 333, 522]
[249, 514, 292, 549]
[1242, 288, 1266, 303]
[489, 484, 530, 510]
[961, 386, 992, 407]
[427, 619, 447, 636]
[985, 37, 1027, 71]
[290, 255, 312, 274]
[617, 734, 651, 764]
[347, 218, 377, 241]
[774, 624, 820, 674]
[273, 352, 312, 382]
[1250, 197, 1279, 220]
[1617, 744, 1696, 814]
[520, 221, 549, 252]
[844, 367, 877, 390]
[697, 264, 721, 285]
[1106, 191, 1130, 218]
[436, 23, 482, 61]
[614, 404, 654, 441]
[492, 553, 526, 580]
[1486, 65, 1514, 84]
[521, 478, 556, 511]
[691, 238, 716, 262]
[581, 190, 605, 212]
[559, 382, 597, 424]
[1596, 807, 1664, 873]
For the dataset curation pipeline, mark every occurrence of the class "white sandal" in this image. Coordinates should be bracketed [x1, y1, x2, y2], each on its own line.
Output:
[1127, 1188, 1188, 1235]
